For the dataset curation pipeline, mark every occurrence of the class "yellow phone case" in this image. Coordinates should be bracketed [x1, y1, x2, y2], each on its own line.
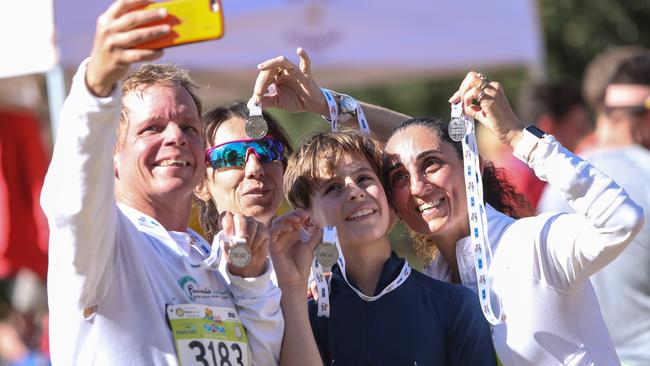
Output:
[136, 0, 224, 50]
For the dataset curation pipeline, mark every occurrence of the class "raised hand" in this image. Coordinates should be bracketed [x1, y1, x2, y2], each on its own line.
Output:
[252, 47, 329, 115]
[449, 71, 525, 148]
[220, 211, 270, 278]
[269, 210, 322, 289]
[86, 0, 171, 97]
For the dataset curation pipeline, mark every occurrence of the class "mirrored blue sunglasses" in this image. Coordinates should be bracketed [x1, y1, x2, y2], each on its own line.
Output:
[205, 136, 285, 170]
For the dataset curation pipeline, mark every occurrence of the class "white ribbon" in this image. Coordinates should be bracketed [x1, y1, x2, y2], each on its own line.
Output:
[320, 88, 370, 134]
[320, 88, 339, 131]
[313, 226, 411, 317]
[451, 103, 505, 325]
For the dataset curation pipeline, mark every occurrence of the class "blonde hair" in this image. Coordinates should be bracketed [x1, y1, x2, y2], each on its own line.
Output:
[117, 63, 203, 147]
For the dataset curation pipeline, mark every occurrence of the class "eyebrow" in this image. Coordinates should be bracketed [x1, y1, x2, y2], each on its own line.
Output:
[386, 149, 441, 173]
[415, 149, 442, 161]
[316, 166, 377, 190]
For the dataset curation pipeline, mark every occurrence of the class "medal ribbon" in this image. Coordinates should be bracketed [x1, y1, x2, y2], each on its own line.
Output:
[451, 103, 504, 325]
[320, 88, 370, 134]
[356, 102, 370, 134]
[313, 226, 412, 317]
[246, 98, 263, 118]
[133, 212, 222, 270]
[320, 88, 339, 131]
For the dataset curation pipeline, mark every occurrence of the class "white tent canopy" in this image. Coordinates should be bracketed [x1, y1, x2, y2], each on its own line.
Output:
[1, 0, 543, 137]
[51, 0, 543, 97]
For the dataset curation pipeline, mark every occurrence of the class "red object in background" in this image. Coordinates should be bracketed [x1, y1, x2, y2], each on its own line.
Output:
[498, 154, 546, 215]
[0, 108, 49, 280]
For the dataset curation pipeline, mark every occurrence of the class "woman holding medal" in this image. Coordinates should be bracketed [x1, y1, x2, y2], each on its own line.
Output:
[381, 72, 645, 365]
[194, 102, 293, 272]
[252, 50, 646, 365]
[270, 129, 497, 365]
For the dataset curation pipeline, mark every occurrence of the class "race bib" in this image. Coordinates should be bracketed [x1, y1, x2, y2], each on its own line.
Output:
[167, 304, 249, 366]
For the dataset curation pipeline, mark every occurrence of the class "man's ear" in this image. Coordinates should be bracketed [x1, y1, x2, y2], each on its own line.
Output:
[194, 179, 212, 202]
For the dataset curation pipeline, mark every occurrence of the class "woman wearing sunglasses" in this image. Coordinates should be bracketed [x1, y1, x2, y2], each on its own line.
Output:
[195, 102, 293, 249]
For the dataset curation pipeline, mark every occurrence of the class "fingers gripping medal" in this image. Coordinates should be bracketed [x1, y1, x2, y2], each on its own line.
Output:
[315, 226, 340, 267]
[228, 237, 252, 268]
[246, 99, 269, 139]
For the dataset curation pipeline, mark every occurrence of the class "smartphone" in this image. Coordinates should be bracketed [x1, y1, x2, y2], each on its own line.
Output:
[135, 0, 224, 50]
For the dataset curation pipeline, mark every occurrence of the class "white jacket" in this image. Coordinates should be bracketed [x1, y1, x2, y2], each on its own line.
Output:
[425, 135, 644, 365]
[41, 61, 282, 365]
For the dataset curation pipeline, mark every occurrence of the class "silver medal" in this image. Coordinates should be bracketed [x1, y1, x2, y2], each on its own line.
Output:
[245, 115, 268, 140]
[228, 237, 251, 268]
[448, 117, 467, 142]
[315, 242, 339, 267]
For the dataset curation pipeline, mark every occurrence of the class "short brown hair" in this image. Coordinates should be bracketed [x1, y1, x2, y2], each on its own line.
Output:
[582, 46, 648, 112]
[284, 129, 385, 210]
[117, 63, 203, 147]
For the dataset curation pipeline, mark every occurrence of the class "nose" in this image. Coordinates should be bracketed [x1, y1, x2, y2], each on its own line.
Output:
[347, 181, 366, 202]
[409, 173, 431, 197]
[244, 149, 265, 179]
[163, 122, 187, 146]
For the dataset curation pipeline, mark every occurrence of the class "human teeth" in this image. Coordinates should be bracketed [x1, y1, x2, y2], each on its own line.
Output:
[159, 160, 188, 167]
[417, 199, 442, 212]
[348, 208, 375, 220]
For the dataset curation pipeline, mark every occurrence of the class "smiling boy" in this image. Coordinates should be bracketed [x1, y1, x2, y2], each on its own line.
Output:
[271, 130, 497, 365]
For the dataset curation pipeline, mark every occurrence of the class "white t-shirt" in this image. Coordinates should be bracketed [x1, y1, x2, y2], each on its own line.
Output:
[425, 136, 644, 365]
[538, 145, 650, 365]
[42, 61, 283, 365]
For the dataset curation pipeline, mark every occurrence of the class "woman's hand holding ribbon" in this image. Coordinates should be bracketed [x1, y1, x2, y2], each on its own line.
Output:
[449, 71, 525, 149]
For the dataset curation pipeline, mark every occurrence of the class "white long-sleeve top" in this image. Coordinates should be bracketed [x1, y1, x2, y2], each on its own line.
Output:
[424, 135, 644, 366]
[41, 62, 282, 366]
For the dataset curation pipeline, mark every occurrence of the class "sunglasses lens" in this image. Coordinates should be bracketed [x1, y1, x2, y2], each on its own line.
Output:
[207, 138, 284, 170]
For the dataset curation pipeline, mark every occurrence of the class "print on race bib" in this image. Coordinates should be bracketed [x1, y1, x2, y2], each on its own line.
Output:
[167, 304, 249, 366]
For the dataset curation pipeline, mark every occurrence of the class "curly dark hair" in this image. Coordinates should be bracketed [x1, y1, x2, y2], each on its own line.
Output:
[388, 117, 531, 260]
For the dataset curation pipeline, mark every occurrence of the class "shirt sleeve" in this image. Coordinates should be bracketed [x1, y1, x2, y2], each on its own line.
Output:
[40, 59, 121, 308]
[226, 260, 283, 366]
[447, 286, 498, 366]
[521, 135, 645, 289]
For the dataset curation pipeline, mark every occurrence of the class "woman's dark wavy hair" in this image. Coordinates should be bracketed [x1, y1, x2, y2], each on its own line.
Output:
[196, 101, 294, 241]
[387, 116, 531, 260]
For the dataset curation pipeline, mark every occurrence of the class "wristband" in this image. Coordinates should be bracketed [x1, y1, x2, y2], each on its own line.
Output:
[513, 125, 546, 163]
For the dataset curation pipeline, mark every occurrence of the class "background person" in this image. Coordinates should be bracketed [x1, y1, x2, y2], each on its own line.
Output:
[538, 52, 650, 366]
[41, 1, 282, 364]
[501, 81, 590, 211]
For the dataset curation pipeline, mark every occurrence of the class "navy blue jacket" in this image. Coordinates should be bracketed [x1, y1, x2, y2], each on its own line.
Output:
[309, 252, 497, 365]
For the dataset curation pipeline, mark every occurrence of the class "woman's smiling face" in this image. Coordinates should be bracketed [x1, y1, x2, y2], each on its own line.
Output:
[385, 124, 469, 240]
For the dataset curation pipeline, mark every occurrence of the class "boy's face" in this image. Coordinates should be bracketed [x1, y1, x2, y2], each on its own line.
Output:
[307, 153, 391, 246]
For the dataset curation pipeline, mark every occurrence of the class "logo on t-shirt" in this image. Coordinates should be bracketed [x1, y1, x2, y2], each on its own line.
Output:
[177, 275, 229, 301]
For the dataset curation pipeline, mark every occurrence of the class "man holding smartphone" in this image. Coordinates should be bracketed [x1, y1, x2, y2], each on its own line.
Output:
[41, 0, 282, 364]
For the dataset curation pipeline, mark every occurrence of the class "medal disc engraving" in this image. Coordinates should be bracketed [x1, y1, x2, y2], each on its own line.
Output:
[228, 241, 252, 268]
[315, 242, 339, 267]
[245, 116, 268, 140]
[448, 117, 467, 142]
